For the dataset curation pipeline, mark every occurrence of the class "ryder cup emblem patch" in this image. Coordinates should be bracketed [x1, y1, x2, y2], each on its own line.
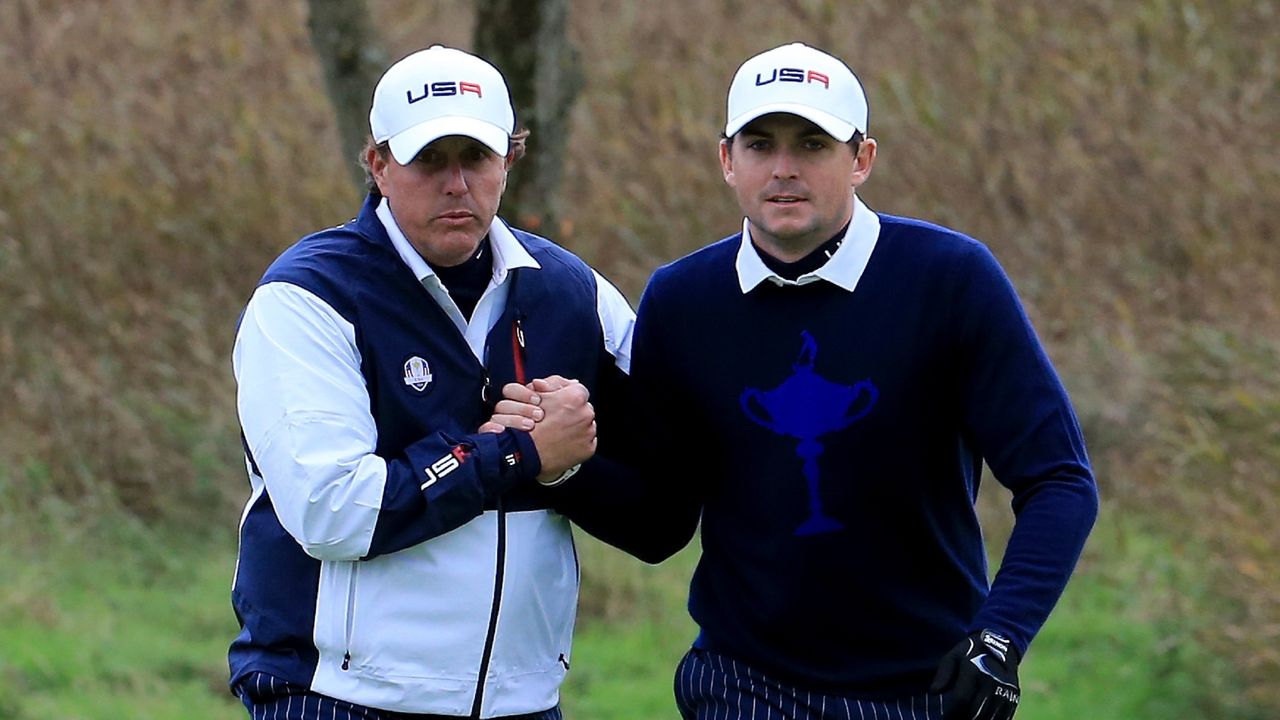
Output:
[403, 356, 433, 392]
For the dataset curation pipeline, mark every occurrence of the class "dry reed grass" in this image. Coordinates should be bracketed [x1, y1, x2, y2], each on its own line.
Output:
[1, 0, 1276, 709]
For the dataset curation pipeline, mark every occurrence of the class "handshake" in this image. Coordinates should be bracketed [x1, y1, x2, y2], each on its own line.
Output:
[479, 375, 596, 486]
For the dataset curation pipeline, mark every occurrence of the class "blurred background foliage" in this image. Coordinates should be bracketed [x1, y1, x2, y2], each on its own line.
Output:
[0, 0, 1277, 716]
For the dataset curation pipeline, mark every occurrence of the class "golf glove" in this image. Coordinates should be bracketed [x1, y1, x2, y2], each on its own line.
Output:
[928, 629, 1021, 720]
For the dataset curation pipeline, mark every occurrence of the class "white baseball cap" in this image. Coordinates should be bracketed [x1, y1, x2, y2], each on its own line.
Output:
[725, 43, 868, 141]
[369, 45, 516, 164]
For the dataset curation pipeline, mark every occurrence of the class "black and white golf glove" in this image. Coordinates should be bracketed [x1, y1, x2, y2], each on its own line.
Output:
[928, 629, 1021, 720]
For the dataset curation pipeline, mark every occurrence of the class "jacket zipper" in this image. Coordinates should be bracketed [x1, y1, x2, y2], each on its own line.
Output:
[341, 563, 360, 670]
[469, 495, 507, 717]
[471, 316, 525, 715]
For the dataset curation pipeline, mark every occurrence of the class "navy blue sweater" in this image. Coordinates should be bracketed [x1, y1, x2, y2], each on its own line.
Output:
[601, 212, 1098, 697]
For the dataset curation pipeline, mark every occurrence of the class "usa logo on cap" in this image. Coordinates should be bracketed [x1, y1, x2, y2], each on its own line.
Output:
[726, 42, 868, 142]
[370, 45, 516, 164]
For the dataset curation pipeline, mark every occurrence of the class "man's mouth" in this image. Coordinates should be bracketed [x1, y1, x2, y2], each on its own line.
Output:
[437, 211, 474, 221]
[766, 194, 806, 204]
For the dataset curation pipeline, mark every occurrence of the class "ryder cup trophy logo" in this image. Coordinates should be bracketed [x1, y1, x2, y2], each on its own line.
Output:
[403, 356, 433, 392]
[740, 331, 878, 536]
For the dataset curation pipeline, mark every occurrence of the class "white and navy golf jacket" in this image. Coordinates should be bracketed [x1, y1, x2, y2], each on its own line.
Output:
[229, 193, 634, 717]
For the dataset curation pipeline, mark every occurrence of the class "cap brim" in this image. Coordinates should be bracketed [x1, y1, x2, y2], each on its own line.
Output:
[387, 117, 511, 164]
[725, 103, 859, 142]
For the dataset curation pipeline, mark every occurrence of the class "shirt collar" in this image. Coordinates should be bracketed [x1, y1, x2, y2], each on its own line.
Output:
[735, 194, 881, 294]
[375, 197, 540, 286]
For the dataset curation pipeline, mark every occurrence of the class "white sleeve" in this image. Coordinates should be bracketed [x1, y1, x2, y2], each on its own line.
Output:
[592, 269, 635, 375]
[233, 281, 385, 561]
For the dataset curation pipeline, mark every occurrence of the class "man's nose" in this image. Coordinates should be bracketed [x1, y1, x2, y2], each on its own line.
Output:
[771, 149, 799, 178]
[443, 162, 469, 194]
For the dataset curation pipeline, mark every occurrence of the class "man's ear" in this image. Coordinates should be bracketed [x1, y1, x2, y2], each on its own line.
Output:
[368, 147, 390, 192]
[720, 139, 735, 187]
[851, 137, 877, 189]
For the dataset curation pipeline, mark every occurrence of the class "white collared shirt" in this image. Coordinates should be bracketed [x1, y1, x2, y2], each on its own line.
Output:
[377, 198, 541, 364]
[735, 194, 881, 294]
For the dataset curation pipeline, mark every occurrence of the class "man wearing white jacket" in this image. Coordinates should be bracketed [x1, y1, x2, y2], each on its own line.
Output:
[229, 45, 634, 719]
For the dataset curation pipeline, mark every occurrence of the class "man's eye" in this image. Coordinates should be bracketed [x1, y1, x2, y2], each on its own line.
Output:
[746, 140, 769, 151]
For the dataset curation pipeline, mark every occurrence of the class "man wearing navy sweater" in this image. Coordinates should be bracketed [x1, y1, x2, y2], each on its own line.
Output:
[228, 46, 635, 719]
[629, 42, 1097, 720]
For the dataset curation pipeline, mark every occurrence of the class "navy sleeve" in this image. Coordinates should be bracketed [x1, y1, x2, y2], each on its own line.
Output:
[366, 428, 538, 558]
[550, 270, 704, 563]
[954, 244, 1100, 653]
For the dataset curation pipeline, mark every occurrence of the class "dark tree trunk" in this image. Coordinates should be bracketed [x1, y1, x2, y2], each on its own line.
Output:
[474, 0, 583, 236]
[305, 0, 388, 191]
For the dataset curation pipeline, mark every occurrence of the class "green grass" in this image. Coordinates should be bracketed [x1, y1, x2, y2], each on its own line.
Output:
[0, 507, 1260, 719]
[562, 541, 698, 718]
[0, 508, 244, 720]
[1014, 516, 1255, 720]
[564, 615, 694, 718]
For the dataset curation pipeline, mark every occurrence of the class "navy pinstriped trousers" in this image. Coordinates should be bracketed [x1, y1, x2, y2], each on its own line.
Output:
[236, 672, 563, 720]
[674, 648, 945, 720]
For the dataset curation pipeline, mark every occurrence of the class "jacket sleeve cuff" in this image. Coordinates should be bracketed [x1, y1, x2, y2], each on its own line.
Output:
[500, 428, 541, 484]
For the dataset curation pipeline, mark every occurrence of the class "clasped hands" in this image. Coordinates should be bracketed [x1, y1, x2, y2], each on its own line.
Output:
[479, 375, 596, 485]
